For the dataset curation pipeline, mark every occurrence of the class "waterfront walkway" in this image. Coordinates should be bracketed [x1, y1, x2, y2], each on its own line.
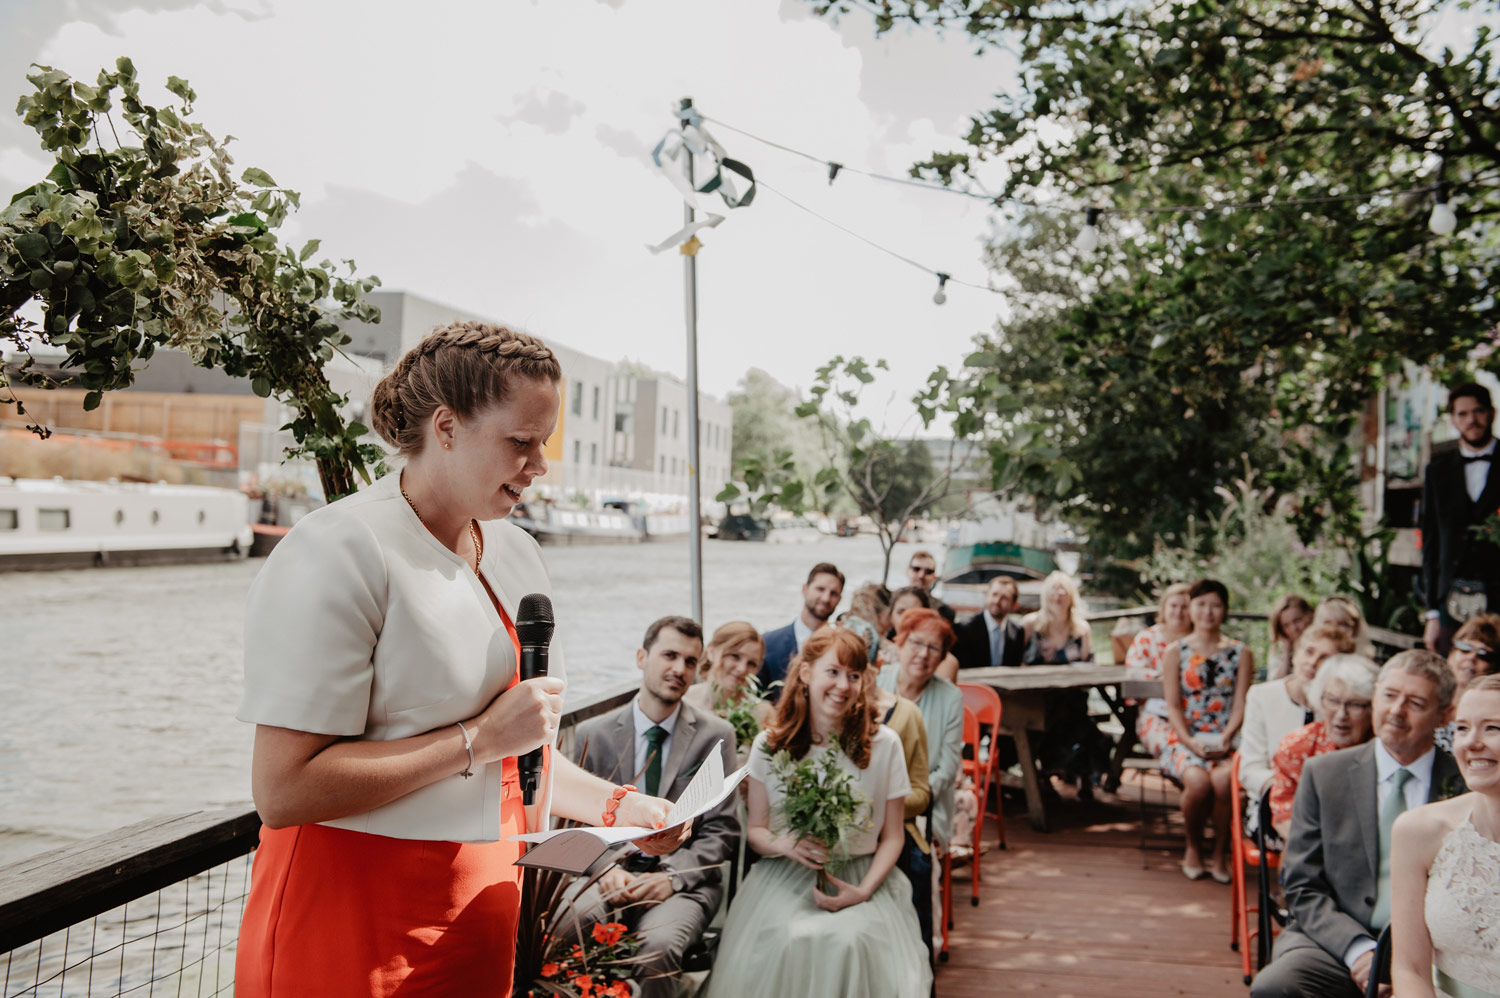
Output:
[937, 773, 1246, 997]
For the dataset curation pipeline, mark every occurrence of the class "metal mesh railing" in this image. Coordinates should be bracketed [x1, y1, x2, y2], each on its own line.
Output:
[3, 852, 253, 998]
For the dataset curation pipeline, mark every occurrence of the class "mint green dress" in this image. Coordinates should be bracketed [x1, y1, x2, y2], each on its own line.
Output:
[703, 728, 932, 997]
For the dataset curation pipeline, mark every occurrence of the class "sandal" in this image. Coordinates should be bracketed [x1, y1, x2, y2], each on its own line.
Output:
[1209, 867, 1232, 885]
[1181, 863, 1207, 881]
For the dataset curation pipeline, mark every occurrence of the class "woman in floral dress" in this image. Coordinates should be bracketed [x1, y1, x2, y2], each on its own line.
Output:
[1159, 579, 1254, 883]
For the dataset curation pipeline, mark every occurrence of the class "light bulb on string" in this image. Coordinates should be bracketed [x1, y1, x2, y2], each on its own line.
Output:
[1429, 181, 1457, 236]
[1075, 207, 1101, 256]
[827, 162, 842, 185]
[933, 273, 950, 305]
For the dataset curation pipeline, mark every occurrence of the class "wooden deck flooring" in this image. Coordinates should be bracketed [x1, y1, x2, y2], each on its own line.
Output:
[935, 771, 1250, 998]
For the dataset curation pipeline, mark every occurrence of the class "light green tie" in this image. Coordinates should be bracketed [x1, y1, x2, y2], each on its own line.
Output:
[1371, 767, 1414, 930]
[644, 725, 667, 797]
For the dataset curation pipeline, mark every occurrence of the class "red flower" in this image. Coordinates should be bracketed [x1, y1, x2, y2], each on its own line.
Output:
[571, 975, 597, 997]
[540, 963, 559, 979]
[1183, 667, 1205, 692]
[592, 921, 628, 946]
[571, 945, 584, 960]
[1207, 699, 1225, 713]
[607, 983, 631, 997]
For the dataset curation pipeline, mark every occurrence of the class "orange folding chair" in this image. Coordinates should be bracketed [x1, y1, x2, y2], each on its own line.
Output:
[940, 705, 986, 962]
[1230, 753, 1281, 984]
[957, 681, 1008, 850]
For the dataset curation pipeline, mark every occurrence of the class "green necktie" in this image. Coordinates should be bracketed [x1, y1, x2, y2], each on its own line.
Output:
[1371, 767, 1414, 930]
[644, 725, 667, 797]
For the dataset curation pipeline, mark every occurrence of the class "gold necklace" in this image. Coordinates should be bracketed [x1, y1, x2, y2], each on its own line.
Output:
[401, 482, 483, 577]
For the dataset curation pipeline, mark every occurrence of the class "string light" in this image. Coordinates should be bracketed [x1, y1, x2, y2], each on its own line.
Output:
[828, 162, 843, 185]
[1429, 180, 1458, 235]
[933, 273, 950, 305]
[1075, 207, 1101, 256]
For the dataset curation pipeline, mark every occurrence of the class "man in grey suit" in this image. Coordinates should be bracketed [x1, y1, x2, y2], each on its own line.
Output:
[1251, 650, 1463, 998]
[572, 616, 740, 998]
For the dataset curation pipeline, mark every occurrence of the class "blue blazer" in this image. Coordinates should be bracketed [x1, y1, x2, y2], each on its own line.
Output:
[758, 622, 798, 699]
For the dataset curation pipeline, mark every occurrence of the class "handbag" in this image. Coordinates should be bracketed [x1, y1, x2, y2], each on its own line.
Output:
[1446, 578, 1488, 623]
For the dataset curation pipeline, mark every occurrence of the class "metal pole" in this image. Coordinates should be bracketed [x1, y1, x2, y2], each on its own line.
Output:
[680, 96, 704, 625]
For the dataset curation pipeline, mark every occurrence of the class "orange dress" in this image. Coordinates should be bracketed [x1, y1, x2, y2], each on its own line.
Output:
[236, 607, 529, 997]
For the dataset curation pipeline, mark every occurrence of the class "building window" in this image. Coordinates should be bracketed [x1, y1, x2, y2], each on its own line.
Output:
[38, 508, 70, 531]
[573, 441, 581, 464]
[615, 411, 630, 433]
[659, 455, 666, 473]
[661, 406, 668, 434]
[592, 386, 600, 420]
[572, 382, 584, 416]
[0, 509, 17, 530]
[590, 443, 598, 465]
[673, 410, 680, 439]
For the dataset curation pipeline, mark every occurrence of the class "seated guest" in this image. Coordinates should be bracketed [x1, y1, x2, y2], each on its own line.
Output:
[1240, 624, 1357, 839]
[1250, 650, 1462, 998]
[877, 608, 964, 847]
[844, 583, 895, 664]
[1434, 612, 1500, 752]
[1022, 572, 1107, 792]
[571, 616, 741, 998]
[1020, 571, 1093, 664]
[1268, 654, 1380, 840]
[683, 621, 770, 740]
[705, 629, 932, 997]
[1126, 583, 1193, 760]
[886, 585, 932, 640]
[870, 669, 934, 959]
[1267, 594, 1316, 681]
[1311, 594, 1375, 659]
[1159, 578, 1254, 882]
[955, 576, 1025, 671]
[1390, 674, 1500, 998]
[759, 562, 845, 696]
[906, 549, 957, 624]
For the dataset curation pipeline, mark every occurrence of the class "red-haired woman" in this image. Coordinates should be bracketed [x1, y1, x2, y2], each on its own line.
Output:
[704, 628, 931, 997]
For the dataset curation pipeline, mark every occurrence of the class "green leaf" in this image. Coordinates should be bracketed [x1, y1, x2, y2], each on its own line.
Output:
[83, 391, 102, 411]
[299, 238, 321, 262]
[14, 232, 49, 262]
[715, 483, 742, 502]
[251, 376, 272, 397]
[241, 167, 277, 187]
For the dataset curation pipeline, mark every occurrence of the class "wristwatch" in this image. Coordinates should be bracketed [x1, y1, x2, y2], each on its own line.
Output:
[661, 865, 684, 892]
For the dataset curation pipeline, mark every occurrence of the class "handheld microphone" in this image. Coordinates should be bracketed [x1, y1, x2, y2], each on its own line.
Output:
[515, 593, 556, 805]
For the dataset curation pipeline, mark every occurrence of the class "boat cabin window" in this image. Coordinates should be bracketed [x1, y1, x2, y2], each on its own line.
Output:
[114, 509, 125, 525]
[946, 567, 1035, 586]
[0, 509, 17, 530]
[198, 510, 206, 524]
[150, 509, 161, 525]
[37, 508, 70, 531]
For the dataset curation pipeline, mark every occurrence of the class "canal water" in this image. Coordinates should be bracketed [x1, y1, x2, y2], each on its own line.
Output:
[0, 534, 931, 866]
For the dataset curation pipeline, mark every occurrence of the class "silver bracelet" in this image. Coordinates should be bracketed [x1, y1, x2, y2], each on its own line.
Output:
[454, 721, 475, 779]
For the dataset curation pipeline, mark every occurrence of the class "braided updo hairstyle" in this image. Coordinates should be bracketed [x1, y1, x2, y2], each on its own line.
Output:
[370, 321, 562, 456]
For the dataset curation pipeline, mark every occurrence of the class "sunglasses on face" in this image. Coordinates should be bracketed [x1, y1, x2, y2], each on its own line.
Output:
[1454, 640, 1499, 663]
[909, 566, 936, 576]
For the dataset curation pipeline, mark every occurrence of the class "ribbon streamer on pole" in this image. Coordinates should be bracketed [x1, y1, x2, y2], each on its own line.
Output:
[647, 110, 756, 254]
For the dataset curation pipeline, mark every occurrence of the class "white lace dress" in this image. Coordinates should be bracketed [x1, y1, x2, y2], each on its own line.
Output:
[1425, 815, 1500, 998]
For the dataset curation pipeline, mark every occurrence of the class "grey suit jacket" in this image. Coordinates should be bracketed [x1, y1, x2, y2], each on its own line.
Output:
[1284, 741, 1464, 960]
[572, 698, 741, 896]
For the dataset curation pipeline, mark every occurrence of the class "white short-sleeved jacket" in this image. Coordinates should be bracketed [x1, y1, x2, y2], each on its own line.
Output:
[236, 471, 565, 842]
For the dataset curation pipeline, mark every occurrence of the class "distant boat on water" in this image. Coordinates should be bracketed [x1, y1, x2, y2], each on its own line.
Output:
[0, 478, 254, 570]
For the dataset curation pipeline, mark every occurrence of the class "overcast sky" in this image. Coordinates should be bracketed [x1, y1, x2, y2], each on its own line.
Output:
[1, 0, 1022, 424]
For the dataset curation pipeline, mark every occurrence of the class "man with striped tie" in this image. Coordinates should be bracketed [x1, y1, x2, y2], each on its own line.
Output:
[1251, 650, 1464, 998]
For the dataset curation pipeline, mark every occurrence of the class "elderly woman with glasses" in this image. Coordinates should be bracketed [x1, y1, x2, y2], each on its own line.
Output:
[1434, 612, 1500, 752]
[1266, 654, 1381, 840]
[877, 608, 964, 847]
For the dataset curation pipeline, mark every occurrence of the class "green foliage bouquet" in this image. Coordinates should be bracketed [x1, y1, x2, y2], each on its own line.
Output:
[766, 742, 871, 893]
[714, 675, 766, 752]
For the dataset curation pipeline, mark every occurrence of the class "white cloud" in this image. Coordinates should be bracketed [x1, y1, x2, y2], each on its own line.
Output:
[7, 0, 1020, 429]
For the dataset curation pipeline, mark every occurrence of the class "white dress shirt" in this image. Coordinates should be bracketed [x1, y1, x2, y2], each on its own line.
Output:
[1343, 740, 1438, 967]
[792, 615, 815, 650]
[632, 697, 681, 783]
[1460, 439, 1496, 503]
[984, 611, 1007, 666]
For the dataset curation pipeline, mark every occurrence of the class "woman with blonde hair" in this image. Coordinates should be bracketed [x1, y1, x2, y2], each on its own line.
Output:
[1127, 583, 1194, 760]
[1266, 593, 1315, 680]
[235, 322, 684, 997]
[684, 621, 771, 751]
[1021, 571, 1093, 664]
[706, 628, 932, 997]
[1311, 594, 1374, 658]
[1022, 572, 1103, 791]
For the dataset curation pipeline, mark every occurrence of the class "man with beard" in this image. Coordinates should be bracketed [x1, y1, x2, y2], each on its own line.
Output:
[758, 562, 845, 696]
[1422, 382, 1499, 656]
[571, 616, 740, 998]
[1250, 650, 1463, 998]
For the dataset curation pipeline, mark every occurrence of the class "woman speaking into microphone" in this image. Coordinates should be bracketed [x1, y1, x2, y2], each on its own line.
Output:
[234, 322, 685, 996]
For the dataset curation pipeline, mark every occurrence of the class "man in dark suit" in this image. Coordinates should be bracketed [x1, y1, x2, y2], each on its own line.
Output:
[955, 576, 1025, 670]
[757, 562, 844, 696]
[571, 616, 740, 998]
[1250, 650, 1463, 998]
[1421, 381, 1499, 656]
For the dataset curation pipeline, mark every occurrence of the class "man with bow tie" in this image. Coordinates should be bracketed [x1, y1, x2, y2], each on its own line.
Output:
[1421, 382, 1499, 656]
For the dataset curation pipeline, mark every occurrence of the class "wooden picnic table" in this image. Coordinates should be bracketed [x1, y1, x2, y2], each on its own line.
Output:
[959, 664, 1130, 832]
